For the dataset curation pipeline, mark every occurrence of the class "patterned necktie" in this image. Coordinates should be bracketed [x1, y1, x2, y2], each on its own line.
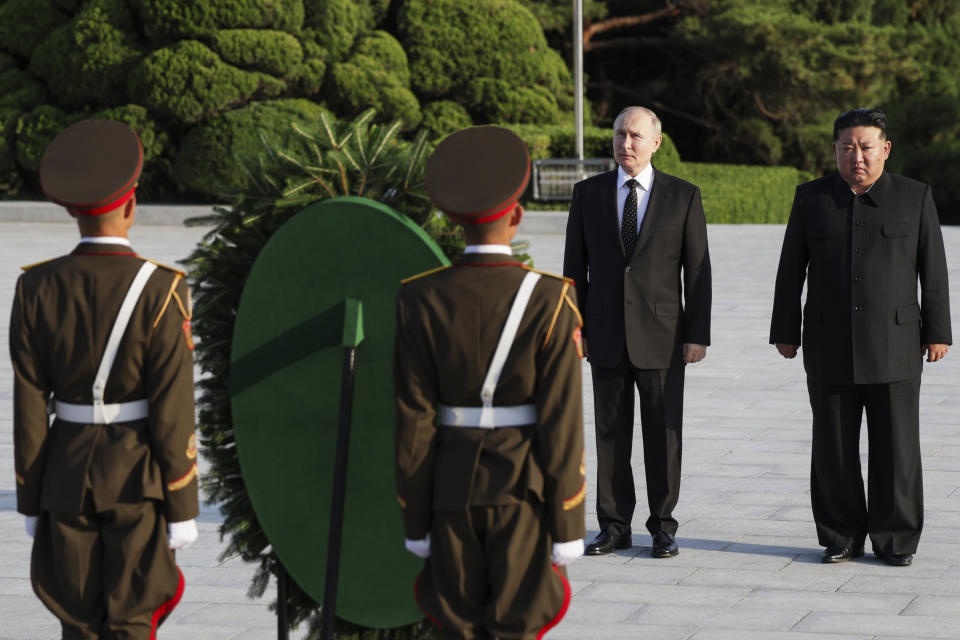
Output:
[622, 178, 639, 257]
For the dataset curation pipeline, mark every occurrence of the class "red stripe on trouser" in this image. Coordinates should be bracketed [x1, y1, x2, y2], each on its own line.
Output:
[537, 564, 571, 639]
[414, 570, 444, 630]
[150, 567, 184, 639]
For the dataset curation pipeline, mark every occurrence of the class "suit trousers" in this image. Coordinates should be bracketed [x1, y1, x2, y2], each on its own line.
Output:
[591, 351, 685, 537]
[416, 502, 570, 640]
[32, 493, 182, 639]
[807, 375, 923, 555]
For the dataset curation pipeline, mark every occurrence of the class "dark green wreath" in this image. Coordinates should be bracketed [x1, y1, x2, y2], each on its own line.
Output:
[184, 109, 458, 639]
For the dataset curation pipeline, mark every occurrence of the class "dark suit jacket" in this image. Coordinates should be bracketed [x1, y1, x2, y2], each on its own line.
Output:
[563, 168, 712, 369]
[770, 172, 952, 384]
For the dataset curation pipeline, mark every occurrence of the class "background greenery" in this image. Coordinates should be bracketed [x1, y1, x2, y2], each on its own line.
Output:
[2, 0, 957, 220]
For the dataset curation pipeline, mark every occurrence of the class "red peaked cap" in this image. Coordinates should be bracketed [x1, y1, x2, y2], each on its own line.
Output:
[425, 126, 530, 224]
[39, 119, 143, 216]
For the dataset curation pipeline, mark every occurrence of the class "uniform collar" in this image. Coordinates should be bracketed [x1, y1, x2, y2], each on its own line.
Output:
[464, 244, 512, 255]
[456, 251, 524, 267]
[834, 171, 888, 207]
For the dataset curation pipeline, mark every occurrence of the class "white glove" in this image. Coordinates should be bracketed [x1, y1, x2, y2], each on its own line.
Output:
[405, 534, 431, 559]
[167, 519, 198, 550]
[552, 539, 584, 566]
[25, 515, 38, 538]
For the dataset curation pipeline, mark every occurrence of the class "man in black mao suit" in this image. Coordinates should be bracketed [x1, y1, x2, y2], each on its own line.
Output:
[771, 108, 951, 567]
[564, 106, 712, 557]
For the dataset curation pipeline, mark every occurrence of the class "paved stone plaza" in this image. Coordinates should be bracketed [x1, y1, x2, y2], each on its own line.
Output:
[2, 209, 960, 639]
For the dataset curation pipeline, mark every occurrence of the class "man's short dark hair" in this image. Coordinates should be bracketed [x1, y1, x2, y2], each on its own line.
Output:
[833, 108, 888, 141]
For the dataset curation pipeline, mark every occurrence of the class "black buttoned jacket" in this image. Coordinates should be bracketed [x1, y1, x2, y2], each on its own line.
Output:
[770, 171, 952, 384]
[563, 168, 712, 369]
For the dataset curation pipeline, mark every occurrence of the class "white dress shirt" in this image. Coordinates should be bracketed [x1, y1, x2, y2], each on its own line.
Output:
[79, 236, 131, 246]
[464, 244, 512, 256]
[616, 163, 655, 235]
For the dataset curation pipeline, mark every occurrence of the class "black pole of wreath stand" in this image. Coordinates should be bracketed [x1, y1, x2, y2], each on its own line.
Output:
[277, 559, 289, 640]
[320, 299, 363, 640]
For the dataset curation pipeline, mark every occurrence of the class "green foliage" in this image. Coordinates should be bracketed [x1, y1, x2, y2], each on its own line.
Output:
[303, 0, 370, 61]
[465, 79, 560, 125]
[397, 0, 572, 122]
[174, 98, 330, 196]
[209, 29, 304, 76]
[128, 40, 286, 123]
[0, 52, 17, 74]
[0, 0, 71, 58]
[28, 0, 144, 109]
[131, 0, 304, 44]
[0, 70, 49, 111]
[0, 108, 23, 194]
[14, 104, 69, 171]
[182, 110, 453, 638]
[327, 31, 420, 129]
[671, 162, 813, 224]
[420, 101, 472, 141]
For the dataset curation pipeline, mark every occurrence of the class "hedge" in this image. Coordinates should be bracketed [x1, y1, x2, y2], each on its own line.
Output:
[674, 162, 813, 224]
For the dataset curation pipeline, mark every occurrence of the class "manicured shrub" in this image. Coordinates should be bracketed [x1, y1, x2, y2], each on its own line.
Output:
[420, 101, 472, 141]
[173, 98, 330, 196]
[0, 0, 71, 59]
[0, 70, 49, 111]
[397, 0, 572, 121]
[670, 162, 813, 223]
[128, 40, 286, 123]
[0, 108, 19, 173]
[0, 53, 17, 74]
[14, 104, 69, 171]
[465, 79, 561, 125]
[28, 0, 144, 109]
[303, 0, 370, 62]
[131, 0, 304, 45]
[209, 29, 304, 77]
[327, 31, 420, 128]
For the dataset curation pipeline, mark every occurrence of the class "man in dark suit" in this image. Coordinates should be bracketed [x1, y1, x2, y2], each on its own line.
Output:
[564, 106, 712, 558]
[771, 107, 951, 567]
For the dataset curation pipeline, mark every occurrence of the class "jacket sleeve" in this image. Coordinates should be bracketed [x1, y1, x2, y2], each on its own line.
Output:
[146, 273, 199, 522]
[563, 183, 590, 337]
[393, 289, 438, 540]
[770, 188, 809, 346]
[917, 184, 952, 345]
[535, 282, 586, 543]
[10, 275, 50, 516]
[681, 186, 712, 345]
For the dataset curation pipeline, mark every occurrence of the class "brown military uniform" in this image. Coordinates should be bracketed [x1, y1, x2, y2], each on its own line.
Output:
[11, 242, 198, 638]
[394, 252, 586, 639]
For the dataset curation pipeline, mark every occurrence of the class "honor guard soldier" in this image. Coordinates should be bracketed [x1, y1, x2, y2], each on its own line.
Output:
[394, 126, 587, 639]
[10, 119, 199, 638]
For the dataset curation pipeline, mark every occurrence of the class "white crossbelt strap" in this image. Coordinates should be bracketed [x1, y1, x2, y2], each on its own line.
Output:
[439, 271, 540, 429]
[54, 261, 155, 425]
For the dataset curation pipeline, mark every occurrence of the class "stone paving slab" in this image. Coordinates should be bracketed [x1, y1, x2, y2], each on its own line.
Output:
[0, 213, 959, 638]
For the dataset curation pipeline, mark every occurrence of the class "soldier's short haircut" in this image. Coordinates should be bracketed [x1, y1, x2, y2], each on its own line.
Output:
[833, 108, 888, 141]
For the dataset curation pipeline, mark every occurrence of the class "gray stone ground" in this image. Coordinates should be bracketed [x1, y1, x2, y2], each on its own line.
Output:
[1, 206, 960, 639]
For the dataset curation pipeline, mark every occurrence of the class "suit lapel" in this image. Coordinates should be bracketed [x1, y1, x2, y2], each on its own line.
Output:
[632, 168, 665, 258]
[596, 171, 622, 257]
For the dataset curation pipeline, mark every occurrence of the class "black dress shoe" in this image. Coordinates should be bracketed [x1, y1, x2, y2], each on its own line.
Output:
[821, 546, 864, 563]
[651, 531, 679, 558]
[585, 531, 632, 555]
[875, 549, 913, 566]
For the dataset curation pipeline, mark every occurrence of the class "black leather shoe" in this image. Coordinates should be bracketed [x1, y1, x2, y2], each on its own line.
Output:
[875, 549, 913, 566]
[821, 546, 864, 563]
[585, 531, 632, 555]
[651, 531, 679, 558]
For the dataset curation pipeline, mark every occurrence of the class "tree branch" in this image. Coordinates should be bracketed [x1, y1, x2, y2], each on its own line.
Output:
[583, 0, 707, 51]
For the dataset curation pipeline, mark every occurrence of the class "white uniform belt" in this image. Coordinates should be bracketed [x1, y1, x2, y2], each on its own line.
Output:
[54, 399, 149, 424]
[438, 404, 537, 429]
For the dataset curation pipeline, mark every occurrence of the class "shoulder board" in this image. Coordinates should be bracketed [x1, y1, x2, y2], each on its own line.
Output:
[143, 257, 186, 277]
[402, 264, 451, 285]
[21, 258, 56, 272]
[525, 266, 574, 285]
